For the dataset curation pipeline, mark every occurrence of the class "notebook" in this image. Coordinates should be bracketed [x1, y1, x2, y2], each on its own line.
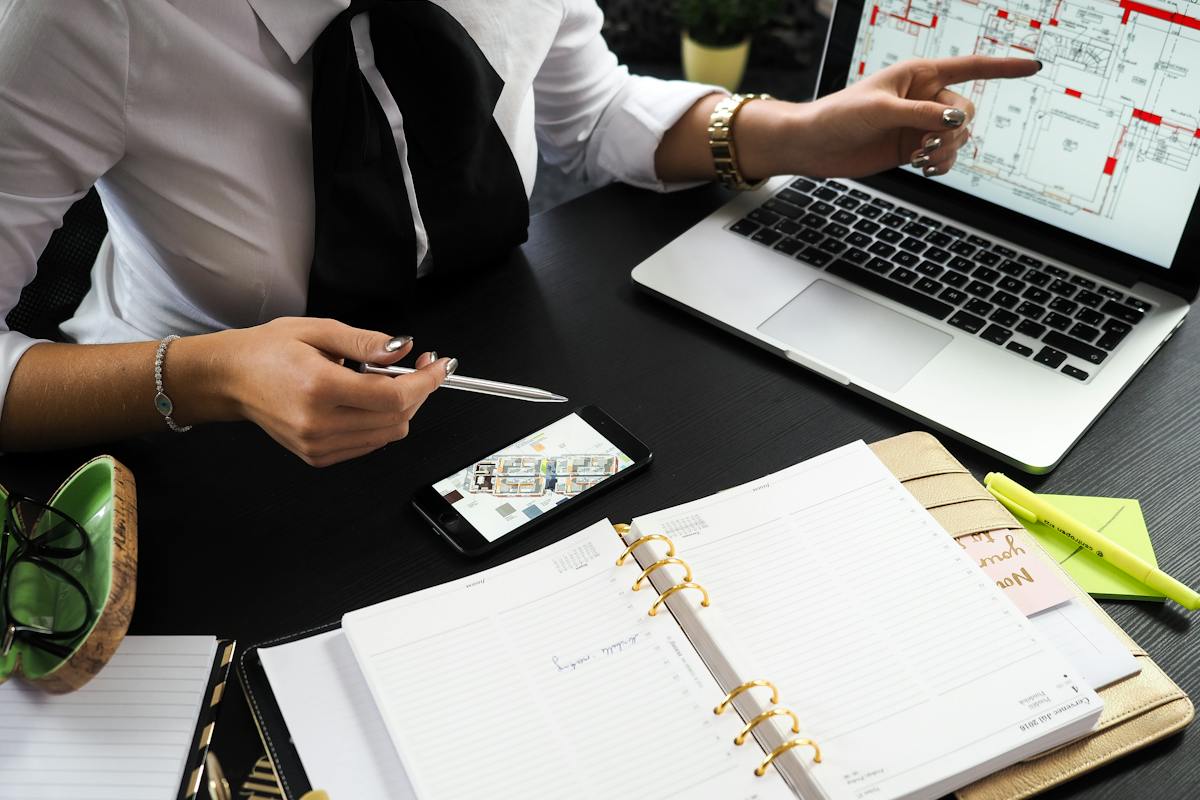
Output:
[246, 441, 1107, 800]
[0, 635, 234, 800]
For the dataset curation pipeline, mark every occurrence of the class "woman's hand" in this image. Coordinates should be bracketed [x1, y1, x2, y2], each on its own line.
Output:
[200, 317, 453, 467]
[657, 55, 1040, 186]
[744, 56, 1040, 180]
[787, 56, 1040, 178]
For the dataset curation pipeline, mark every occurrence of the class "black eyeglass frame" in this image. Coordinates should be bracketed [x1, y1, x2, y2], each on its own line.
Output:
[0, 494, 95, 660]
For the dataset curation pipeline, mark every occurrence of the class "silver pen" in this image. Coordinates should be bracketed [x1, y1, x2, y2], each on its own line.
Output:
[345, 360, 567, 403]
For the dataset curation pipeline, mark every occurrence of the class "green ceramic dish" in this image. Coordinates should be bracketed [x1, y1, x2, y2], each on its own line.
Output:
[0, 455, 137, 692]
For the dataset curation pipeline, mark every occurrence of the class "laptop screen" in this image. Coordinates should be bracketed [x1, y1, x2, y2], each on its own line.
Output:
[839, 0, 1200, 271]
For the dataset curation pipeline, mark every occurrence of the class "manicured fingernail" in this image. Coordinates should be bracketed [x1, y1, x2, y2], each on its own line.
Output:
[444, 358, 459, 377]
[923, 165, 940, 177]
[911, 154, 932, 168]
[942, 108, 966, 128]
[1035, 60, 1044, 71]
[385, 335, 412, 353]
[922, 136, 942, 153]
[426, 351, 437, 364]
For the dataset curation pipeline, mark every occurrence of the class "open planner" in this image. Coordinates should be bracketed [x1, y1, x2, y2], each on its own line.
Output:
[243, 440, 1124, 800]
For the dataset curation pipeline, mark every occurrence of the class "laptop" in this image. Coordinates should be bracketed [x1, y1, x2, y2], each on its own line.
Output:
[631, 0, 1199, 472]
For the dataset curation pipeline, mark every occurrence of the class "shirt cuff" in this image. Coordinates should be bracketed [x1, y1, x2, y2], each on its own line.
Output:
[0, 330, 49, 430]
[588, 75, 726, 193]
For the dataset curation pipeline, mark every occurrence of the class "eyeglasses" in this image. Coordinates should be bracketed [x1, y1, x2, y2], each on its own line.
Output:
[0, 494, 95, 659]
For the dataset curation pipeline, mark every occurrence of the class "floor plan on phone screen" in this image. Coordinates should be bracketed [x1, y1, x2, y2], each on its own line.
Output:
[849, 0, 1200, 267]
[432, 413, 634, 542]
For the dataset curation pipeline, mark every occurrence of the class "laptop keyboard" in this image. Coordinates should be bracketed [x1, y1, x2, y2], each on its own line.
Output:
[728, 177, 1155, 383]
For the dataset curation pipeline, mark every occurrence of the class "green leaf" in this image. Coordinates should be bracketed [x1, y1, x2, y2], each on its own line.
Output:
[676, 0, 782, 46]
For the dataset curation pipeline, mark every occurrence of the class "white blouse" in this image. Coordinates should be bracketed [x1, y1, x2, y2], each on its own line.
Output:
[0, 0, 717, 416]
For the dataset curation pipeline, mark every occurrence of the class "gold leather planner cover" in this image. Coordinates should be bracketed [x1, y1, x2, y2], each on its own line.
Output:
[869, 432, 1193, 800]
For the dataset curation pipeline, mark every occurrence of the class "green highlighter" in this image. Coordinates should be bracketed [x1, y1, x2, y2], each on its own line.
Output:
[1022, 494, 1162, 601]
[985, 472, 1200, 611]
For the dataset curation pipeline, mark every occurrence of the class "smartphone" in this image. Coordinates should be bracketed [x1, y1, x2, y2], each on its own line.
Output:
[412, 405, 651, 556]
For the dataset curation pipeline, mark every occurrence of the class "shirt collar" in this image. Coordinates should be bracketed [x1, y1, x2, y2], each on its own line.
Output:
[247, 0, 351, 64]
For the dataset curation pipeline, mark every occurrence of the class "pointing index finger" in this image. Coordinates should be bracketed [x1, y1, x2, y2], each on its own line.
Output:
[933, 56, 1040, 86]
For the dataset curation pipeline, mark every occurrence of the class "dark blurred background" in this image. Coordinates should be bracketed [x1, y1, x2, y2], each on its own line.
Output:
[529, 0, 830, 214]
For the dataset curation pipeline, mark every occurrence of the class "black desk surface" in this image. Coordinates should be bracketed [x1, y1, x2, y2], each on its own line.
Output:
[5, 183, 1197, 797]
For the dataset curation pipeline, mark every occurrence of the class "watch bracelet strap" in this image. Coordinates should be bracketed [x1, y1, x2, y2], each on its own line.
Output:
[154, 334, 192, 433]
[709, 93, 772, 191]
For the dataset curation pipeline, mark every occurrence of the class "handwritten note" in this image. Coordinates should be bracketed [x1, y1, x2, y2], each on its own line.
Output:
[552, 634, 643, 674]
[957, 529, 1073, 615]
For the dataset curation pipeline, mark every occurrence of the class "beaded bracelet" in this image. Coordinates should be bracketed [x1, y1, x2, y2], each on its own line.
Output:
[154, 335, 192, 433]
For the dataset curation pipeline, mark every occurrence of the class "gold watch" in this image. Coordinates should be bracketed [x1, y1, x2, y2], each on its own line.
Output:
[708, 93, 772, 190]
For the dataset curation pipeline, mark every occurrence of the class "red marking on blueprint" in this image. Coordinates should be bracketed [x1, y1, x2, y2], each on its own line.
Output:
[858, 61, 866, 76]
[1031, 19, 1042, 28]
[1195, 128, 1200, 138]
[984, 35, 1000, 43]
[1065, 88, 1083, 98]
[1119, 0, 1200, 30]
[1050, 18, 1059, 25]
[1104, 157, 1117, 175]
[889, 12, 939, 27]
[1133, 108, 1163, 125]
[1112, 126, 1129, 160]
[888, 1, 939, 31]
[870, 5, 879, 25]
[997, 9, 1010, 18]
[1011, 44, 1037, 52]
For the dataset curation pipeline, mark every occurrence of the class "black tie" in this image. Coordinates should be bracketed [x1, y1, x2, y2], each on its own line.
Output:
[306, 0, 530, 332]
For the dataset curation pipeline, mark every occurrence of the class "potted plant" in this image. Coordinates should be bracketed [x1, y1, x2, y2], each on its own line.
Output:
[677, 0, 780, 91]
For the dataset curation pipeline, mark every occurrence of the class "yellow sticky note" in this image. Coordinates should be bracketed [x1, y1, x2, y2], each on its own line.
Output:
[1020, 495, 1165, 601]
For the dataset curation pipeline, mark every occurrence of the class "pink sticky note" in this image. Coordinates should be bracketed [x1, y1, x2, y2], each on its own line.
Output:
[957, 529, 1074, 616]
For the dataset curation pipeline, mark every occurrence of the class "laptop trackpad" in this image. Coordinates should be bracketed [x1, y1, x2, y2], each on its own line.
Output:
[758, 279, 952, 392]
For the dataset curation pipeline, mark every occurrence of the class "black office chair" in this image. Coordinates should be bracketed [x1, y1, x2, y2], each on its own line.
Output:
[6, 189, 107, 341]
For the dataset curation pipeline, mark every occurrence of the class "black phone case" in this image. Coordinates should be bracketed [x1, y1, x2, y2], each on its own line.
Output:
[413, 405, 652, 557]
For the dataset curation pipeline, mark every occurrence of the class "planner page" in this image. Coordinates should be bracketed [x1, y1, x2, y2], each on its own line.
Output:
[0, 635, 217, 800]
[629, 442, 1102, 800]
[258, 630, 416, 800]
[343, 519, 795, 800]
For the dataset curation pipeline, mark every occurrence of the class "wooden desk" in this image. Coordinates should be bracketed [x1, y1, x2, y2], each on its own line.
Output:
[4, 183, 1195, 797]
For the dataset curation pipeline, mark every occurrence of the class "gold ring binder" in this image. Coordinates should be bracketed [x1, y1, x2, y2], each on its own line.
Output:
[613, 523, 631, 537]
[616, 534, 676, 566]
[734, 707, 800, 745]
[632, 557, 693, 591]
[714, 679, 780, 715]
[648, 581, 710, 616]
[755, 738, 822, 776]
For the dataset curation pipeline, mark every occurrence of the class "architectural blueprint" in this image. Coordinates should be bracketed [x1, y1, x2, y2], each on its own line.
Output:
[849, 0, 1200, 266]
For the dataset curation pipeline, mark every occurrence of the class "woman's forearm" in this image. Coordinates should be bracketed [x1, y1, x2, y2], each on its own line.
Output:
[0, 335, 235, 450]
[0, 319, 453, 468]
[653, 94, 814, 185]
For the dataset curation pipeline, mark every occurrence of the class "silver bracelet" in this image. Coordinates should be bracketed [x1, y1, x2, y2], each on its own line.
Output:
[154, 334, 192, 433]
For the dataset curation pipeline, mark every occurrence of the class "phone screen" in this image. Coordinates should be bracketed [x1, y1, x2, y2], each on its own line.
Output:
[430, 412, 637, 543]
